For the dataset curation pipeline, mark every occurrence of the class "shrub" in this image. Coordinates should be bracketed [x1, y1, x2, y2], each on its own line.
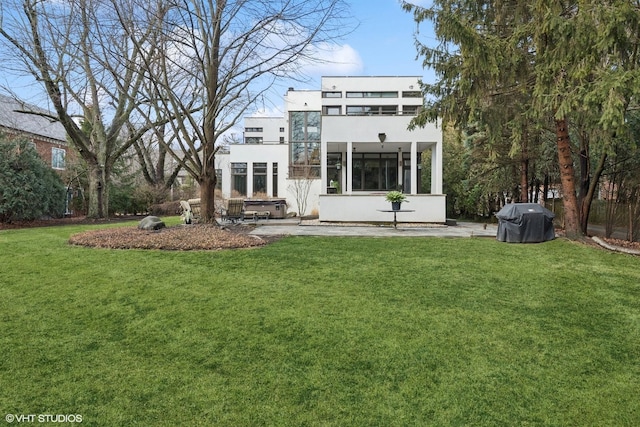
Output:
[0, 137, 66, 222]
[149, 201, 181, 216]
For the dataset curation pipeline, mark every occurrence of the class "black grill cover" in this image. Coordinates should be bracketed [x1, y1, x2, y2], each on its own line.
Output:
[496, 203, 555, 243]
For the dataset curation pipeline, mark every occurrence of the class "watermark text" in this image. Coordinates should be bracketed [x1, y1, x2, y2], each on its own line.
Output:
[5, 414, 82, 423]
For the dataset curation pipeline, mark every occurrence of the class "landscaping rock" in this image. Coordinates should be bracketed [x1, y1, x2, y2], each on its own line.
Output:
[138, 216, 165, 231]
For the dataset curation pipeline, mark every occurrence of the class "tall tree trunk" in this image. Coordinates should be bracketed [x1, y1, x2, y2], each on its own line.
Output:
[199, 121, 218, 223]
[199, 172, 217, 223]
[87, 163, 109, 218]
[520, 125, 529, 202]
[555, 118, 582, 238]
[580, 151, 607, 234]
[520, 158, 529, 202]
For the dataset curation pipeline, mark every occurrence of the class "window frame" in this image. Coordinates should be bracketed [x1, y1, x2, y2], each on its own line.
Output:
[346, 91, 398, 98]
[231, 162, 247, 196]
[51, 147, 66, 170]
[289, 111, 321, 178]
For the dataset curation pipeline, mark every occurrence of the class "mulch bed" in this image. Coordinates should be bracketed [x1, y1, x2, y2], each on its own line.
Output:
[0, 216, 283, 250]
[68, 223, 279, 251]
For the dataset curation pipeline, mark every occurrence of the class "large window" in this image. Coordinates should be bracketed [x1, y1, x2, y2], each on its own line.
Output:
[402, 105, 420, 115]
[346, 105, 397, 116]
[352, 153, 398, 191]
[402, 91, 422, 98]
[289, 111, 321, 177]
[51, 147, 66, 169]
[272, 162, 278, 197]
[346, 91, 398, 98]
[322, 106, 341, 115]
[215, 168, 222, 189]
[245, 136, 263, 144]
[253, 162, 267, 194]
[327, 153, 342, 193]
[231, 162, 247, 196]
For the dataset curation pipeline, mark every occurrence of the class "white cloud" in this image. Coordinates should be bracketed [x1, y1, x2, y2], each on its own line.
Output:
[249, 106, 285, 118]
[300, 43, 364, 76]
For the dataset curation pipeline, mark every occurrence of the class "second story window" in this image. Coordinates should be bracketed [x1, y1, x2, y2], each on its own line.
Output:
[402, 91, 422, 98]
[402, 105, 420, 115]
[346, 91, 398, 98]
[346, 105, 397, 115]
[52, 147, 66, 170]
[245, 127, 263, 132]
[322, 106, 341, 115]
[245, 136, 263, 144]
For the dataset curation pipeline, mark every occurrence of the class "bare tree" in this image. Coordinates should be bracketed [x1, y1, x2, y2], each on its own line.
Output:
[288, 169, 315, 217]
[0, 0, 164, 218]
[127, 0, 352, 222]
[129, 122, 184, 203]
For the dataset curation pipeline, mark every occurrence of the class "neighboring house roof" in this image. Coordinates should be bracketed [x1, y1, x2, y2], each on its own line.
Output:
[0, 93, 67, 142]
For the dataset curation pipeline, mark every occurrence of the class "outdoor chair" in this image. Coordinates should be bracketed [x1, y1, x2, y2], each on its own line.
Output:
[187, 198, 201, 219]
[180, 199, 201, 224]
[220, 198, 245, 223]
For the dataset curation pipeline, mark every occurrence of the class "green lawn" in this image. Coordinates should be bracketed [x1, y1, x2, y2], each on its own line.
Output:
[1, 220, 639, 426]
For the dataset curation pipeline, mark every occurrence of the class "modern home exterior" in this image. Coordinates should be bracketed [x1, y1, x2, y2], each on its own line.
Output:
[217, 76, 445, 223]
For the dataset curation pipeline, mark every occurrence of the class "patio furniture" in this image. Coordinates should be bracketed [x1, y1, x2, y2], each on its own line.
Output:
[187, 198, 201, 219]
[220, 198, 245, 223]
[377, 209, 415, 229]
[180, 198, 201, 224]
[244, 210, 270, 221]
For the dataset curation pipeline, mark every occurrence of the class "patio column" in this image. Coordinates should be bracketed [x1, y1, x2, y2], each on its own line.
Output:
[321, 138, 328, 194]
[410, 141, 418, 195]
[346, 141, 353, 194]
[432, 135, 443, 194]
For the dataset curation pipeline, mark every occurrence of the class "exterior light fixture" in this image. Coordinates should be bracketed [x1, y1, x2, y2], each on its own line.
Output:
[378, 133, 386, 143]
[336, 162, 341, 170]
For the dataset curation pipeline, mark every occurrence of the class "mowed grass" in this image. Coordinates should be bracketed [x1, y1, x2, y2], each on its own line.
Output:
[1, 219, 639, 426]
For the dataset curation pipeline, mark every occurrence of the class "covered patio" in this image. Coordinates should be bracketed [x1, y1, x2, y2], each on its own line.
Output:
[318, 115, 445, 223]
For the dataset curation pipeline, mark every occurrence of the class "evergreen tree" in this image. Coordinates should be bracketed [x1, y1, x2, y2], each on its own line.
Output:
[0, 137, 66, 222]
[403, 0, 640, 238]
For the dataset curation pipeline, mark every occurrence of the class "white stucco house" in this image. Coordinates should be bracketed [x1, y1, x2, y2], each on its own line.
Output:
[216, 76, 445, 223]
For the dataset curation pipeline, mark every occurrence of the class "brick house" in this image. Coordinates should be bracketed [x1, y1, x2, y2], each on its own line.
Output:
[0, 93, 72, 171]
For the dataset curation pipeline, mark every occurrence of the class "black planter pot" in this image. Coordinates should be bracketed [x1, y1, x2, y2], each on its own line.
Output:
[391, 201, 401, 211]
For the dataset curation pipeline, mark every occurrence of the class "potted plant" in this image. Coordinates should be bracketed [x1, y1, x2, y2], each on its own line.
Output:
[385, 191, 408, 211]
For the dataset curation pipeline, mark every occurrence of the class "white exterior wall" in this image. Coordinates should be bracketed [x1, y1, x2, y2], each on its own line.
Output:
[285, 90, 322, 112]
[319, 194, 446, 223]
[219, 76, 445, 223]
[244, 116, 286, 145]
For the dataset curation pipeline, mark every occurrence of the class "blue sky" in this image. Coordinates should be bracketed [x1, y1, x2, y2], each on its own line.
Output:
[2, 0, 436, 117]
[351, 0, 432, 76]
[317, 0, 431, 77]
[261, 0, 435, 114]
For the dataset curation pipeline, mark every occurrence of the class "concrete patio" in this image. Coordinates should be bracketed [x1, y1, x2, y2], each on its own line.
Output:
[249, 219, 498, 238]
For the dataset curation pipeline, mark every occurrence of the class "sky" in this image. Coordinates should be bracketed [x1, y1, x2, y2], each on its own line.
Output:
[257, 0, 435, 115]
[307, 0, 432, 78]
[1, 0, 437, 119]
